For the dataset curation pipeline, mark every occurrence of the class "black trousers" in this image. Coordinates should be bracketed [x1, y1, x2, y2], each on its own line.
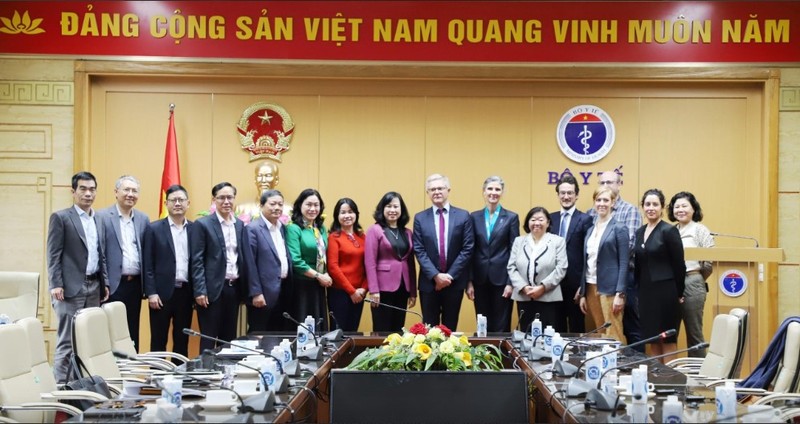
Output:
[149, 283, 194, 358]
[560, 283, 586, 334]
[197, 283, 240, 352]
[420, 286, 464, 331]
[370, 286, 409, 333]
[472, 283, 513, 333]
[327, 287, 364, 332]
[106, 275, 143, 352]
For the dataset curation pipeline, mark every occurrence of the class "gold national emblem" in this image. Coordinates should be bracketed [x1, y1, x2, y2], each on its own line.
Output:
[237, 102, 294, 162]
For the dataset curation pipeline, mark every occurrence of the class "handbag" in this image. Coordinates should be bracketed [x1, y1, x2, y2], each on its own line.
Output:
[700, 260, 713, 282]
[63, 353, 113, 411]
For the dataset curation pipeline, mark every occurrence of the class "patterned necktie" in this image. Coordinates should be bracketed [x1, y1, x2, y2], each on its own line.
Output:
[437, 208, 446, 272]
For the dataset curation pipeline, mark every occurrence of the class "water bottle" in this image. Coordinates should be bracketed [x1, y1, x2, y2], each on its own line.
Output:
[260, 358, 279, 392]
[550, 332, 564, 362]
[662, 395, 683, 423]
[583, 351, 603, 387]
[0, 314, 10, 325]
[715, 381, 737, 421]
[304, 315, 316, 334]
[280, 338, 293, 363]
[543, 325, 555, 353]
[476, 314, 487, 337]
[601, 343, 618, 373]
[160, 375, 182, 406]
[530, 317, 542, 343]
[270, 346, 287, 371]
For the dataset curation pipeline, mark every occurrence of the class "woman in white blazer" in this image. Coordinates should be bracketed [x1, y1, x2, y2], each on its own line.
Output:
[507, 206, 567, 332]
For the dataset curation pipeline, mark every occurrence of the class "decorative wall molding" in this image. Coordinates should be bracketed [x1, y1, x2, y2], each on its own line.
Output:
[0, 123, 53, 159]
[0, 81, 73, 105]
[781, 87, 800, 111]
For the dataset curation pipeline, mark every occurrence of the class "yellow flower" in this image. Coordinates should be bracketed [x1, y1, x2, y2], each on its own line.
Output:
[413, 343, 432, 360]
[454, 351, 472, 367]
[439, 340, 455, 354]
[414, 334, 426, 344]
[401, 332, 415, 346]
[384, 333, 402, 345]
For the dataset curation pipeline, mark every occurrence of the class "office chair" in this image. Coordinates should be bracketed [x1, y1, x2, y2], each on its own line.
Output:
[0, 272, 39, 322]
[0, 323, 84, 422]
[101, 301, 187, 368]
[667, 312, 741, 379]
[729, 307, 750, 379]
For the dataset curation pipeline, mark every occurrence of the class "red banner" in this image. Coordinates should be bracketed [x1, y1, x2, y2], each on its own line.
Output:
[1, 1, 798, 63]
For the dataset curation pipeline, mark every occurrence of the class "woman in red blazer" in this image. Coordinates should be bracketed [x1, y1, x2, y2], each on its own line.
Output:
[327, 198, 367, 332]
[364, 192, 418, 332]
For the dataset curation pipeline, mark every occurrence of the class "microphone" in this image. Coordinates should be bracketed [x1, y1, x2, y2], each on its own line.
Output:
[552, 322, 612, 377]
[512, 310, 526, 342]
[181, 328, 297, 375]
[583, 342, 710, 411]
[710, 232, 759, 248]
[528, 333, 550, 361]
[325, 311, 344, 342]
[281, 312, 323, 360]
[572, 329, 677, 377]
[203, 349, 288, 395]
[363, 297, 423, 319]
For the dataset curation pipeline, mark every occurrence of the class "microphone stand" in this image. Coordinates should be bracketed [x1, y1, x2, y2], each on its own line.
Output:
[325, 311, 344, 342]
[281, 313, 324, 361]
[363, 297, 423, 319]
[710, 232, 759, 248]
[585, 342, 709, 411]
[511, 310, 527, 343]
[552, 322, 612, 377]
[564, 329, 678, 398]
[203, 349, 288, 395]
[182, 328, 299, 376]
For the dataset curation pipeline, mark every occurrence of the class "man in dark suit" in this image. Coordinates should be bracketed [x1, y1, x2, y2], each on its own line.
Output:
[47, 171, 109, 383]
[244, 189, 292, 332]
[190, 182, 250, 351]
[467, 176, 520, 333]
[99, 175, 150, 351]
[142, 184, 194, 358]
[413, 173, 474, 330]
[549, 174, 593, 333]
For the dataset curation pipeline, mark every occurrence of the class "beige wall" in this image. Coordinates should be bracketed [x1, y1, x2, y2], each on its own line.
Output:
[1, 58, 797, 367]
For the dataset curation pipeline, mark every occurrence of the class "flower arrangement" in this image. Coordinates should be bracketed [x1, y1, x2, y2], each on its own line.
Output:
[346, 323, 503, 372]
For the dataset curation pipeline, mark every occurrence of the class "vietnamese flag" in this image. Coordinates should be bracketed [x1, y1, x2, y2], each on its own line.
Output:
[159, 105, 181, 218]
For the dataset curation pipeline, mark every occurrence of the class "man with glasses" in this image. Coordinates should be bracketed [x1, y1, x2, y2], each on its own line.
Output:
[190, 182, 251, 351]
[142, 185, 194, 358]
[413, 174, 474, 330]
[99, 175, 150, 352]
[549, 174, 592, 333]
[589, 171, 643, 350]
[47, 171, 108, 383]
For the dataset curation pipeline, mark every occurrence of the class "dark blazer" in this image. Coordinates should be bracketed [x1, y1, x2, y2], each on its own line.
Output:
[244, 217, 292, 307]
[98, 205, 150, 295]
[413, 205, 474, 293]
[190, 212, 250, 302]
[580, 217, 630, 296]
[634, 220, 686, 297]
[549, 208, 592, 293]
[142, 217, 192, 302]
[469, 207, 520, 286]
[364, 223, 417, 295]
[46, 206, 107, 298]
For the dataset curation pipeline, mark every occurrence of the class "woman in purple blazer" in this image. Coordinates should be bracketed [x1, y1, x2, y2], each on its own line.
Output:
[364, 192, 417, 332]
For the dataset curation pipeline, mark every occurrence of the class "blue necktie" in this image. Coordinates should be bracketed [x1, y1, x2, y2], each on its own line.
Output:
[559, 212, 568, 238]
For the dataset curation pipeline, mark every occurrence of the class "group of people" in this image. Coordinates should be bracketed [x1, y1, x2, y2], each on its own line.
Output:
[46, 168, 715, 383]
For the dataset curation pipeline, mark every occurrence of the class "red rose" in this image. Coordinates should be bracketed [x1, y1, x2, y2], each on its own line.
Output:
[409, 322, 428, 335]
[435, 324, 452, 337]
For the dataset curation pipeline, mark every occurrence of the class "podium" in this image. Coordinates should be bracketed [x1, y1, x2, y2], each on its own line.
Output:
[684, 247, 784, 377]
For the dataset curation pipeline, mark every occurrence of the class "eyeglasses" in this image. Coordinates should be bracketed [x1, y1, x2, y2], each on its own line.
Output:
[558, 191, 575, 196]
[215, 195, 235, 202]
[427, 186, 448, 193]
[347, 233, 361, 248]
[167, 198, 188, 204]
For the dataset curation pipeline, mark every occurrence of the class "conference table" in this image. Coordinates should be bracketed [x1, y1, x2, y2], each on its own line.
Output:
[71, 332, 764, 423]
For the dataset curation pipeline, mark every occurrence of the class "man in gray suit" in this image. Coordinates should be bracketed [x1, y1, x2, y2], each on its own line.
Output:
[47, 171, 109, 383]
[99, 175, 150, 351]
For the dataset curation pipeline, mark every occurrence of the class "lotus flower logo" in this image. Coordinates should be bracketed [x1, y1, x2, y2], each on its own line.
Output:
[1, 11, 45, 35]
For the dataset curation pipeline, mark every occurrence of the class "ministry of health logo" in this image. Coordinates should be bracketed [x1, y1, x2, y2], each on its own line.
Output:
[556, 105, 615, 164]
[719, 270, 748, 297]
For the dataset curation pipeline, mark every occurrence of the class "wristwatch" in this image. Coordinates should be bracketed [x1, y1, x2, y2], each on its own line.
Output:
[615, 292, 627, 299]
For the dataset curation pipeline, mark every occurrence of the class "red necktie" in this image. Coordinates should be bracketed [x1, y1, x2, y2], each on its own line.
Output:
[438, 208, 446, 272]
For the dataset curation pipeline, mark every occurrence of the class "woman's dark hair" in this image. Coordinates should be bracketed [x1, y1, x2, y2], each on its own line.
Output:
[522, 206, 551, 234]
[291, 188, 325, 228]
[667, 191, 704, 222]
[330, 197, 363, 235]
[373, 191, 410, 229]
[640, 188, 666, 208]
